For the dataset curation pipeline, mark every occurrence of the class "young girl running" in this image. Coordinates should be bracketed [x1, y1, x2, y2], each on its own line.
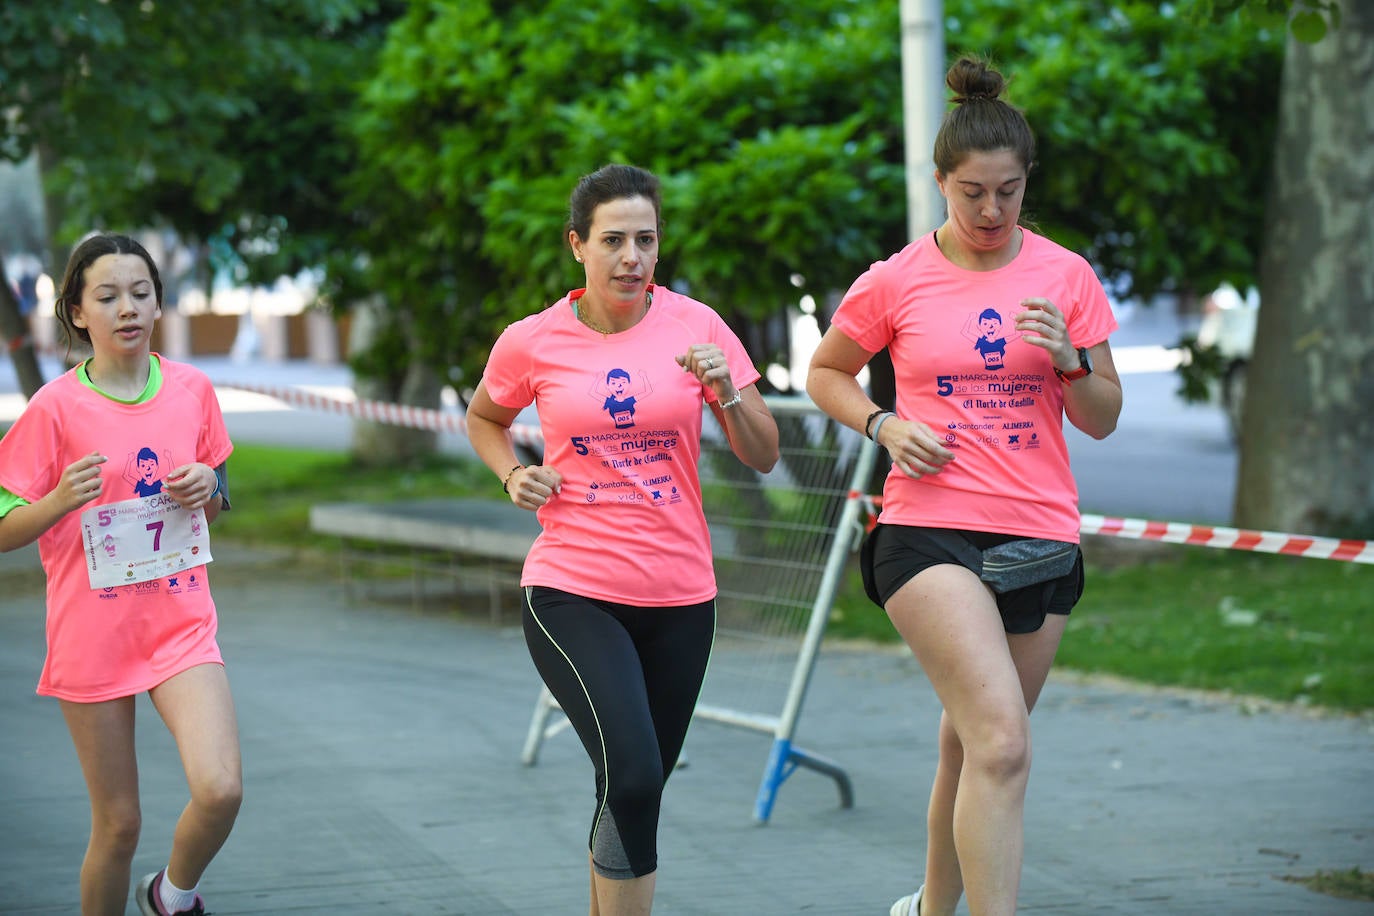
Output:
[0, 233, 242, 916]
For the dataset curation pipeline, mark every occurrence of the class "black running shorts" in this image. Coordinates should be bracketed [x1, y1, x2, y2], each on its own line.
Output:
[861, 524, 1085, 635]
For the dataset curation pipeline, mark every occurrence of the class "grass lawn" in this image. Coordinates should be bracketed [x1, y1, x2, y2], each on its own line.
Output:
[828, 534, 1373, 713]
[218, 444, 1374, 714]
[1056, 541, 1373, 712]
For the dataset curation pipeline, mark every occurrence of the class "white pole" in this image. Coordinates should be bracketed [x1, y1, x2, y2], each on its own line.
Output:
[900, 0, 946, 243]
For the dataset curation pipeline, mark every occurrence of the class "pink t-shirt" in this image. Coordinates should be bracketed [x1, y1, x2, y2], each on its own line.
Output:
[0, 357, 233, 701]
[832, 229, 1118, 542]
[481, 285, 760, 606]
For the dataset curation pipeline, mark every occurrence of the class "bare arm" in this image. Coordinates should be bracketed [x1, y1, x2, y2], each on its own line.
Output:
[1015, 298, 1123, 439]
[465, 382, 561, 510]
[678, 344, 778, 473]
[805, 328, 880, 439]
[706, 385, 778, 473]
[1059, 341, 1123, 439]
[806, 328, 955, 479]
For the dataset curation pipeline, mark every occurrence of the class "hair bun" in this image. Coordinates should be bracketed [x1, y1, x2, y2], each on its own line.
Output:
[946, 55, 1006, 104]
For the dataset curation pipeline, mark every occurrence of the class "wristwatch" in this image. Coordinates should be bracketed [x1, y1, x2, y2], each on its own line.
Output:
[1054, 346, 1093, 384]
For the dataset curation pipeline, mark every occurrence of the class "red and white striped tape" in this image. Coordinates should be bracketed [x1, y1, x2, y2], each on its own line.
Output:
[1078, 513, 1373, 565]
[216, 380, 546, 448]
[853, 495, 1371, 564]
[223, 380, 1371, 566]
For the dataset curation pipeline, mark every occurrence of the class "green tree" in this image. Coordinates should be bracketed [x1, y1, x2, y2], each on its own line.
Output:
[332, 0, 905, 397]
[0, 1, 394, 263]
[0, 1, 400, 390]
[950, 2, 1284, 302]
[342, 0, 1281, 387]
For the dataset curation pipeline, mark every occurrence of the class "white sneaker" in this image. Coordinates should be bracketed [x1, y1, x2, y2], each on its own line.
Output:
[889, 884, 924, 916]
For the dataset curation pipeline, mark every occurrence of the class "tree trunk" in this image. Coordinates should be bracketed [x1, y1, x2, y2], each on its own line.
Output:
[1235, 5, 1374, 536]
[0, 256, 47, 399]
[347, 298, 441, 466]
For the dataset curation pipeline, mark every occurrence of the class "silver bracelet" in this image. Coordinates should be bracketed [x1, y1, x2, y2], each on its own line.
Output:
[870, 412, 895, 442]
[719, 391, 743, 410]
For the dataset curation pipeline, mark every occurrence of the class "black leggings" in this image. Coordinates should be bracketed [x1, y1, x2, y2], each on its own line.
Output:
[522, 586, 716, 879]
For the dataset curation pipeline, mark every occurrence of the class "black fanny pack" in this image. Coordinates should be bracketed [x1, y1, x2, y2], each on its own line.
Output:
[978, 538, 1079, 593]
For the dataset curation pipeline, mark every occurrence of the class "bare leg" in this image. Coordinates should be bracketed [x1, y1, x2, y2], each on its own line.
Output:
[922, 709, 965, 913]
[60, 697, 141, 916]
[887, 565, 1067, 916]
[593, 870, 657, 916]
[148, 663, 243, 890]
[588, 853, 600, 916]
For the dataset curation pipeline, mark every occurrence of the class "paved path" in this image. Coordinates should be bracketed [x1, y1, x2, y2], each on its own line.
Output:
[1, 543, 1370, 915]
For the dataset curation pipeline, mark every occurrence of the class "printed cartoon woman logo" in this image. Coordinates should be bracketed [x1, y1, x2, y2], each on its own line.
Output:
[590, 368, 652, 429]
[962, 308, 1024, 371]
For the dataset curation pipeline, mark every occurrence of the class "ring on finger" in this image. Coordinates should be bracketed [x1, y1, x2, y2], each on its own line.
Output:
[705, 357, 714, 369]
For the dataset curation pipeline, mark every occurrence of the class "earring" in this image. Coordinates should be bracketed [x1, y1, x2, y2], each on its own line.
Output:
[575, 256, 583, 263]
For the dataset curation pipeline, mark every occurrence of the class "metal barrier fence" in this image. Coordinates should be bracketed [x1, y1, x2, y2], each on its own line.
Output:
[519, 397, 879, 823]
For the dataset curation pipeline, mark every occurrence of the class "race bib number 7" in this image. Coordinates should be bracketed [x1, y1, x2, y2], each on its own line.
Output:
[80, 493, 213, 589]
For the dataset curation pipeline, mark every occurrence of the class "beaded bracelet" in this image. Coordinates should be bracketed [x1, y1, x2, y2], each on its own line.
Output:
[863, 408, 886, 439]
[719, 392, 743, 410]
[502, 464, 525, 494]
